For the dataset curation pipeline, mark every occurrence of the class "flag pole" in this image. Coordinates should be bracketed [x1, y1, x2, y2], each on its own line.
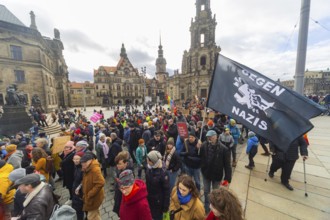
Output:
[294, 0, 311, 95]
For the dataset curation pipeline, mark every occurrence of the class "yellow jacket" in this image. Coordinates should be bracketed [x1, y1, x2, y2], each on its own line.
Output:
[32, 158, 49, 182]
[0, 163, 16, 205]
[169, 187, 205, 220]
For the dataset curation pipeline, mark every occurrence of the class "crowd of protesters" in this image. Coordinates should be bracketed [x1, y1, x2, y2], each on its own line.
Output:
[3, 97, 293, 220]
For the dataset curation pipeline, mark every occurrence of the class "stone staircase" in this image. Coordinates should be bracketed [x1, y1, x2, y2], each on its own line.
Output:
[43, 115, 62, 137]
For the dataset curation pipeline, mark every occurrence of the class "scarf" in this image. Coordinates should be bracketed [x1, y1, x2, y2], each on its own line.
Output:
[99, 140, 109, 159]
[177, 189, 192, 205]
[147, 159, 162, 169]
[23, 182, 46, 207]
[164, 147, 176, 169]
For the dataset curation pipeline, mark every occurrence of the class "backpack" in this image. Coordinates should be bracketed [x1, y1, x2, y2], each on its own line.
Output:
[49, 204, 77, 220]
[45, 156, 55, 174]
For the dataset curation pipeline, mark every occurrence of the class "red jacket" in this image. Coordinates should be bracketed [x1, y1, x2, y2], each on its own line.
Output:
[119, 179, 152, 220]
[206, 211, 221, 220]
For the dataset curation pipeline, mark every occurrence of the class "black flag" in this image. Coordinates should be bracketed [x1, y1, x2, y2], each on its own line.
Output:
[207, 54, 325, 152]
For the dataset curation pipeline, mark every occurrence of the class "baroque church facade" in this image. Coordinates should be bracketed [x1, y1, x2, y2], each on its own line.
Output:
[94, 0, 220, 105]
[0, 5, 70, 111]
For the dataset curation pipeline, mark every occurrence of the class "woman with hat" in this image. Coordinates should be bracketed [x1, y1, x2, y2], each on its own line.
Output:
[163, 137, 181, 191]
[146, 150, 170, 220]
[4, 144, 23, 169]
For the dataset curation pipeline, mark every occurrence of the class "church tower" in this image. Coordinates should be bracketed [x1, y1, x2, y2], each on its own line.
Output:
[181, 0, 220, 76]
[155, 36, 168, 83]
[176, 0, 220, 100]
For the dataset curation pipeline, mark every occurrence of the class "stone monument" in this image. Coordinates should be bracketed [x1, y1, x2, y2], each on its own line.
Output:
[0, 84, 33, 137]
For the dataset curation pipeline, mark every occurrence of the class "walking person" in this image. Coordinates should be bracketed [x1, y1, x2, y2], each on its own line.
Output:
[60, 141, 76, 201]
[245, 131, 259, 169]
[227, 119, 240, 167]
[180, 133, 202, 191]
[146, 150, 170, 220]
[200, 130, 232, 213]
[95, 133, 109, 177]
[72, 151, 85, 220]
[81, 152, 105, 220]
[169, 174, 205, 220]
[136, 139, 147, 179]
[118, 169, 152, 220]
[163, 137, 181, 191]
[268, 136, 308, 191]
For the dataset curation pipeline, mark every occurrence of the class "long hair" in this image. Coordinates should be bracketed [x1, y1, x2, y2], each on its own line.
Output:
[176, 174, 199, 198]
[32, 147, 48, 163]
[209, 187, 244, 220]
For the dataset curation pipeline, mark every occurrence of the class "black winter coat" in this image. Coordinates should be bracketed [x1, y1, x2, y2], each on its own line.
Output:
[146, 138, 166, 156]
[270, 136, 308, 161]
[164, 152, 181, 172]
[108, 138, 123, 166]
[167, 124, 178, 141]
[60, 151, 76, 190]
[200, 142, 232, 182]
[146, 166, 170, 218]
[129, 128, 141, 151]
[181, 139, 202, 169]
[72, 165, 83, 214]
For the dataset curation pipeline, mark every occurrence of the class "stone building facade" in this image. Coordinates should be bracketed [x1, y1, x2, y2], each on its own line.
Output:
[0, 5, 70, 111]
[166, 0, 221, 102]
[280, 70, 330, 96]
[94, 44, 144, 106]
[69, 81, 96, 107]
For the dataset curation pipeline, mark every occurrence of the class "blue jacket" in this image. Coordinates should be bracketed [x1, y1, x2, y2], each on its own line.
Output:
[136, 145, 147, 166]
[228, 125, 241, 144]
[246, 136, 259, 154]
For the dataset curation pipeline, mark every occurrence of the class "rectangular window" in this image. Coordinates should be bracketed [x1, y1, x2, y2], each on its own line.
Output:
[14, 70, 25, 83]
[10, 45, 23, 61]
[201, 89, 207, 97]
[86, 90, 91, 95]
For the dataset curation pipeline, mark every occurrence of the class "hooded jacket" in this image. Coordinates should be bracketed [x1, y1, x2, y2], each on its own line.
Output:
[246, 136, 259, 154]
[82, 159, 105, 211]
[119, 179, 152, 220]
[0, 163, 15, 205]
[7, 150, 23, 169]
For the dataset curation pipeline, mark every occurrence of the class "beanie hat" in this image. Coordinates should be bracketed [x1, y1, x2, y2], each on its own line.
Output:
[138, 139, 145, 145]
[207, 120, 214, 127]
[9, 168, 26, 182]
[75, 151, 85, 158]
[147, 150, 162, 164]
[6, 144, 17, 153]
[167, 137, 175, 146]
[0, 160, 6, 169]
[76, 140, 89, 149]
[206, 130, 217, 137]
[248, 131, 256, 138]
[188, 132, 196, 138]
[148, 121, 153, 127]
[230, 119, 236, 125]
[117, 169, 135, 187]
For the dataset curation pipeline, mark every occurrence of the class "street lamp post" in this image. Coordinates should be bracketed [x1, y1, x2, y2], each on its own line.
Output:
[141, 66, 146, 105]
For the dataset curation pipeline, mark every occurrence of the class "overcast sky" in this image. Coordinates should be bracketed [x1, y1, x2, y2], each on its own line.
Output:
[2, 0, 330, 82]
